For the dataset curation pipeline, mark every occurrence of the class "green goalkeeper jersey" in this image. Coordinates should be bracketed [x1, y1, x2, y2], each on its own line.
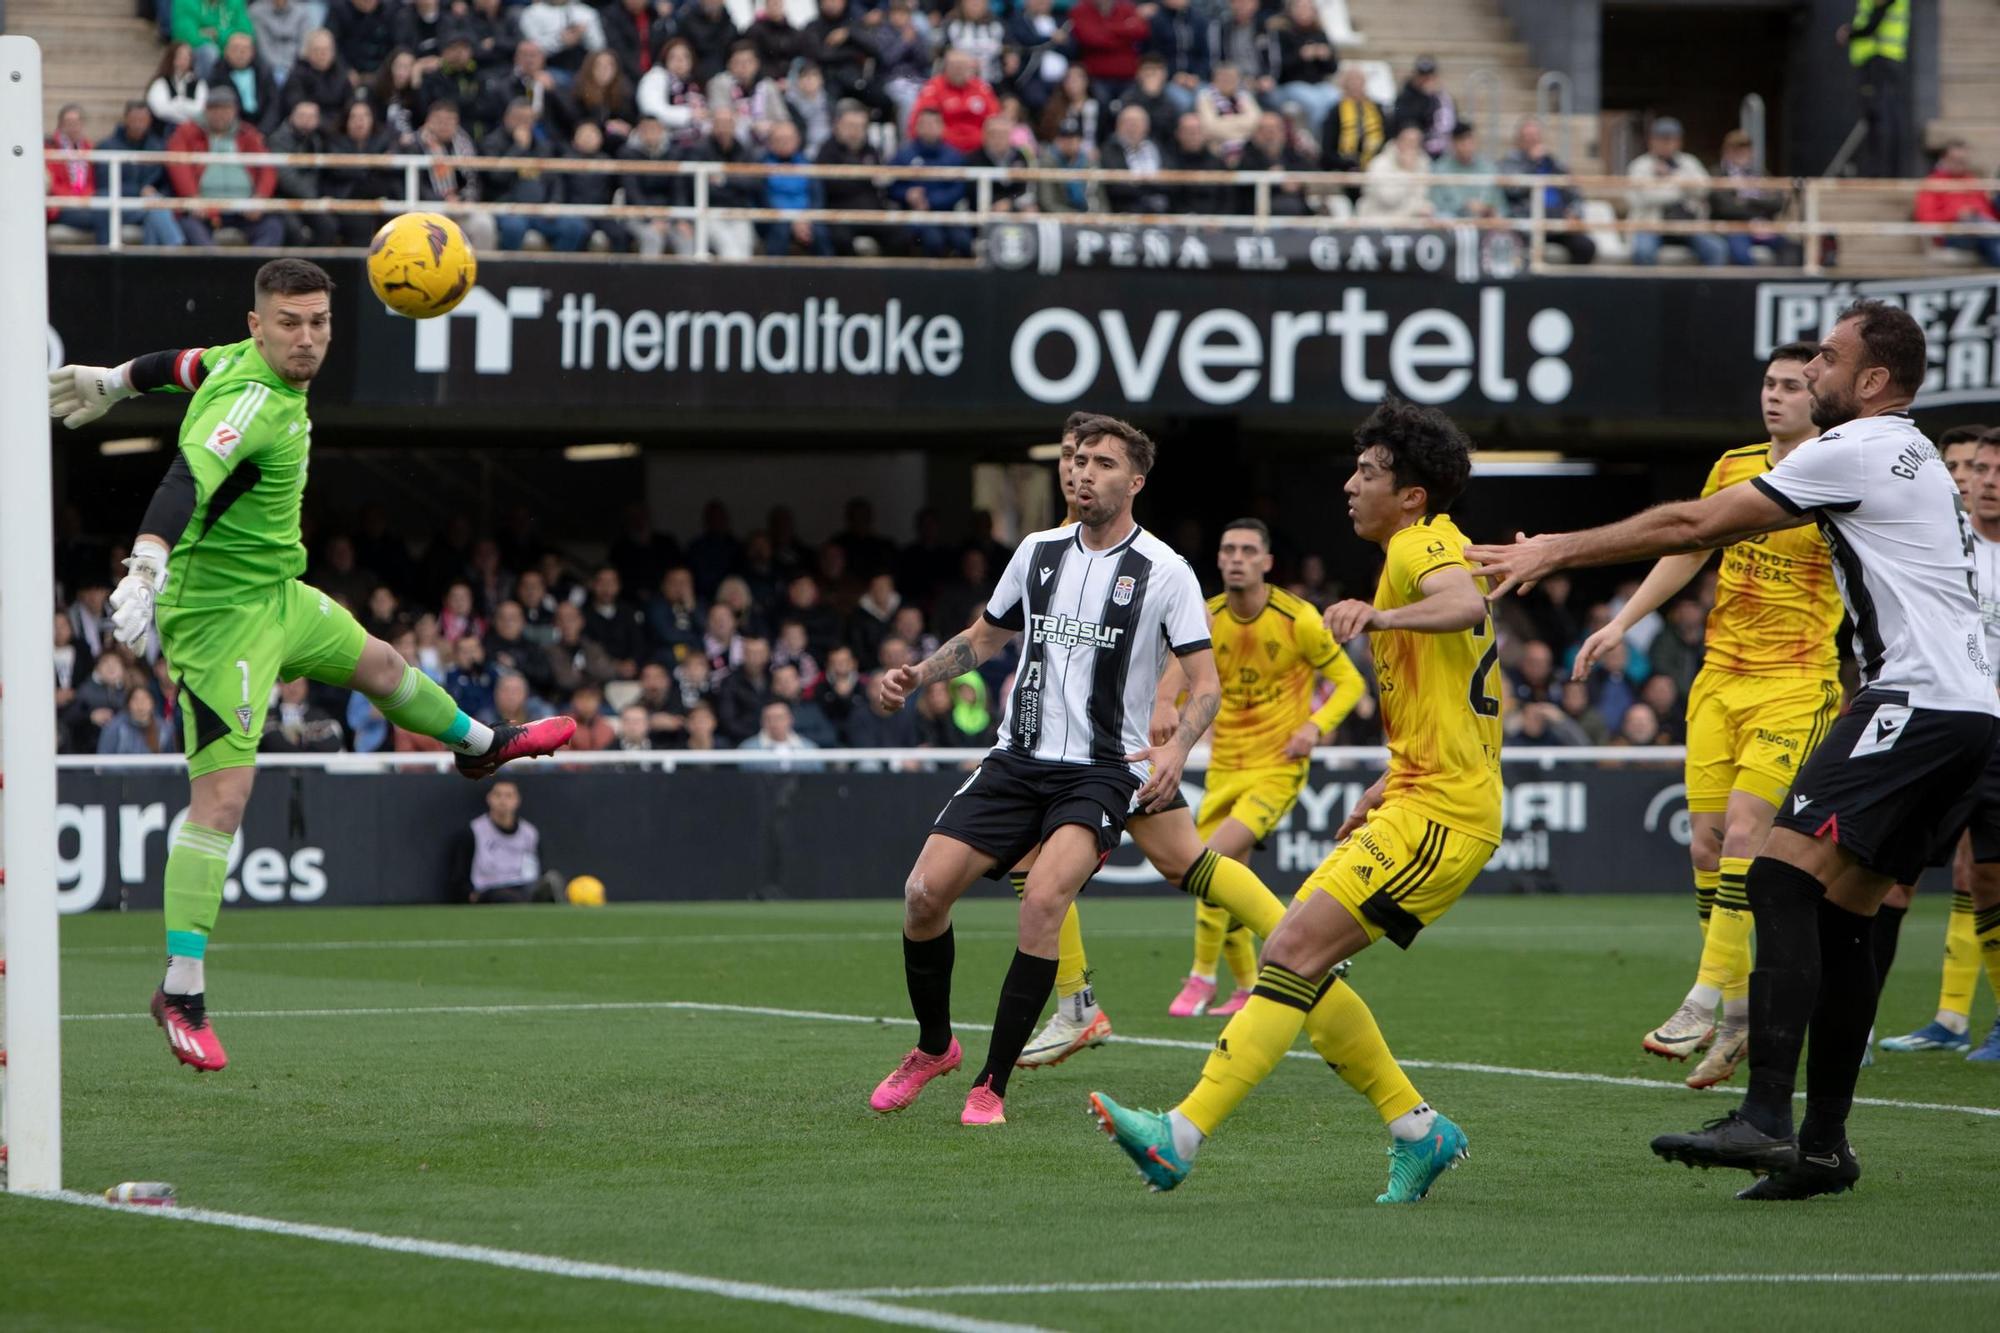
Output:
[156, 339, 311, 610]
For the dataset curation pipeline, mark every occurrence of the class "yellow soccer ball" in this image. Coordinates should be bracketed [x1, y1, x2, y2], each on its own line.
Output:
[565, 875, 607, 907]
[366, 211, 477, 318]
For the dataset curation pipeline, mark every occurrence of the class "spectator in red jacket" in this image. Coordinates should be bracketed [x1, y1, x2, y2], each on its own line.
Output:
[167, 87, 282, 246]
[45, 104, 107, 243]
[907, 48, 999, 154]
[1070, 0, 1149, 98]
[1915, 139, 2000, 266]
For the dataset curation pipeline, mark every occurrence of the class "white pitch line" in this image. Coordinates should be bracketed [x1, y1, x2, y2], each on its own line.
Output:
[58, 928, 1193, 957]
[25, 1190, 1052, 1333]
[834, 1272, 2000, 1299]
[57, 999, 2000, 1120]
[57, 922, 1687, 957]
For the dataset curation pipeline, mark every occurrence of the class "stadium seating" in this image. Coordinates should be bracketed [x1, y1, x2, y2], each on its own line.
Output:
[15, 0, 155, 135]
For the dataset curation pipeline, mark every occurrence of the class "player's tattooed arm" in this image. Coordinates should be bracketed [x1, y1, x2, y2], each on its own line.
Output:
[914, 629, 981, 686]
[1150, 655, 1186, 744]
[873, 617, 1014, 713]
[1131, 648, 1219, 811]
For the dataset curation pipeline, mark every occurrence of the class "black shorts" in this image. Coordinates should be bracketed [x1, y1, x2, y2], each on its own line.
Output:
[1935, 735, 2000, 865]
[1771, 691, 2000, 884]
[932, 750, 1140, 879]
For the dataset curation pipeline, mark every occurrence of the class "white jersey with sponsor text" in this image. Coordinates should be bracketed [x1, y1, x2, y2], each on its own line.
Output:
[1752, 412, 2000, 714]
[1975, 530, 2000, 685]
[983, 523, 1211, 777]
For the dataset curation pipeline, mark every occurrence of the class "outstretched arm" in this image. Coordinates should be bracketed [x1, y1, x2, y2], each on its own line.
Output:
[1571, 550, 1710, 679]
[872, 617, 1016, 714]
[1465, 484, 1807, 599]
[48, 347, 210, 428]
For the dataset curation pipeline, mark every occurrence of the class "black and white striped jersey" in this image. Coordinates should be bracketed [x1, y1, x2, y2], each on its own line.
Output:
[982, 522, 1210, 776]
[1974, 530, 2000, 685]
[1754, 412, 2000, 714]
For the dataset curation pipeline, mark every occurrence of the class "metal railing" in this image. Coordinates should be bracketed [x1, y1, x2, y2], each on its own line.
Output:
[43, 147, 2000, 277]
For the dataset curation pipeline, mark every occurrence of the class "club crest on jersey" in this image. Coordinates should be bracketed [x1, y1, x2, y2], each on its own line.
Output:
[205, 422, 242, 460]
[1112, 575, 1136, 606]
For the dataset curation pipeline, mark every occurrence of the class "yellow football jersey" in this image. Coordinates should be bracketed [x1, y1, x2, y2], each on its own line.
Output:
[1699, 444, 1842, 680]
[1208, 586, 1365, 771]
[1372, 515, 1504, 844]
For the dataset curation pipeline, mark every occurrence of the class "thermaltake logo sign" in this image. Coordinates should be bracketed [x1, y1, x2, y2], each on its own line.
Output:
[1755, 275, 2000, 407]
[414, 285, 547, 374]
[1007, 287, 1574, 407]
[413, 285, 966, 379]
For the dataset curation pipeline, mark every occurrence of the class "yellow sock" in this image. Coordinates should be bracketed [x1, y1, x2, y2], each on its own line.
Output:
[1977, 903, 2000, 1006]
[1013, 870, 1089, 1000]
[1941, 891, 1980, 1018]
[1182, 848, 1285, 937]
[1693, 865, 1719, 940]
[1191, 899, 1227, 978]
[1305, 977, 1423, 1125]
[1056, 900, 1089, 999]
[1696, 857, 1754, 996]
[1177, 963, 1316, 1135]
[1222, 920, 1258, 991]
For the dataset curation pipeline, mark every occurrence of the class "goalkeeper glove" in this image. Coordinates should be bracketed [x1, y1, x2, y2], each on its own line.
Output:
[109, 539, 169, 651]
[49, 362, 139, 429]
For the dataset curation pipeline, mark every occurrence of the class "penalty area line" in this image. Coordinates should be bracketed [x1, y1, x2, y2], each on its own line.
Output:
[57, 999, 2000, 1120]
[25, 1191, 1052, 1333]
[832, 1272, 2000, 1299]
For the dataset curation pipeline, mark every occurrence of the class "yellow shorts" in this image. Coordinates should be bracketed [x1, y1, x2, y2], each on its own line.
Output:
[1296, 800, 1496, 950]
[1195, 764, 1307, 843]
[1684, 671, 1842, 814]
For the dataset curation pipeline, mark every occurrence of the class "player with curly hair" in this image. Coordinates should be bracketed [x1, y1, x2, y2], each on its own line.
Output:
[1088, 397, 1501, 1204]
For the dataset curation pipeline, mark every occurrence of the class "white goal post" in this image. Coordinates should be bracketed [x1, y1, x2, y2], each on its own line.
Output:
[1, 35, 62, 1193]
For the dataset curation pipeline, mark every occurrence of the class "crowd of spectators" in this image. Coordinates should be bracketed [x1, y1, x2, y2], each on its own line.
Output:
[38, 3, 1999, 264]
[51, 497, 1078, 759]
[1914, 137, 2000, 267]
[49, 0, 1615, 259]
[52, 489, 1730, 760]
[1490, 570, 1727, 751]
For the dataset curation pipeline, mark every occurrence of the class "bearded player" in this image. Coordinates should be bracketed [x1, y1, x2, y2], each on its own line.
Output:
[48, 258, 576, 1074]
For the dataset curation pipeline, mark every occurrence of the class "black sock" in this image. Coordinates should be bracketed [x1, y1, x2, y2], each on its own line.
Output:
[903, 926, 955, 1056]
[1799, 898, 1880, 1153]
[1870, 902, 1906, 993]
[977, 949, 1058, 1097]
[1740, 856, 1826, 1140]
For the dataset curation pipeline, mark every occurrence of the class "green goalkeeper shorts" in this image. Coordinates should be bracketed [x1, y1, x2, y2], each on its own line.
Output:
[157, 579, 367, 778]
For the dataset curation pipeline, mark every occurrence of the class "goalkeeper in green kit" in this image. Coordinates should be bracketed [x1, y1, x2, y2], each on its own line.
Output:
[49, 259, 576, 1073]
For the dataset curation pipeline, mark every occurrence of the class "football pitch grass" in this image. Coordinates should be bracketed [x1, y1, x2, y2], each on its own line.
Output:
[5, 895, 1998, 1332]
